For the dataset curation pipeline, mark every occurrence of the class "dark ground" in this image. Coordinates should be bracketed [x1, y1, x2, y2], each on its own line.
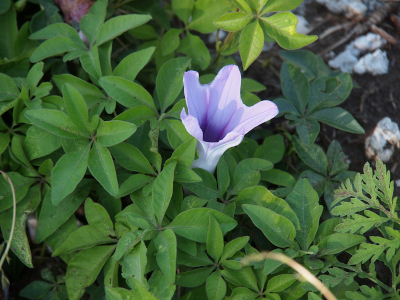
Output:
[246, 1, 400, 192]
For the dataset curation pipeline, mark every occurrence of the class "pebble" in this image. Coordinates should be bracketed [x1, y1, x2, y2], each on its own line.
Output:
[316, 0, 367, 17]
[354, 49, 389, 75]
[365, 117, 400, 162]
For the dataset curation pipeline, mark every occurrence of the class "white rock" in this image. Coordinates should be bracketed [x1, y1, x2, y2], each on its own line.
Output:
[354, 49, 389, 75]
[365, 117, 400, 162]
[353, 33, 386, 52]
[316, 0, 367, 17]
[295, 15, 310, 34]
[208, 30, 227, 44]
[396, 179, 400, 188]
[328, 47, 359, 73]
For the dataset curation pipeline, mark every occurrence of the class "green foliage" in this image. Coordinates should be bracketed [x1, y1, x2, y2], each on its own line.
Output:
[2, 0, 391, 299]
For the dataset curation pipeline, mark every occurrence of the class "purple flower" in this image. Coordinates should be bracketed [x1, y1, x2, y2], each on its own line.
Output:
[180, 65, 279, 173]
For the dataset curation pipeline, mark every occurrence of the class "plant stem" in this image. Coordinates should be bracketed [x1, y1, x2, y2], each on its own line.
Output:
[0, 171, 17, 288]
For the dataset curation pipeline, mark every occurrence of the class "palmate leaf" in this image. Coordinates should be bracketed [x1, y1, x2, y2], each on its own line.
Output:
[334, 210, 389, 234]
[349, 227, 400, 264]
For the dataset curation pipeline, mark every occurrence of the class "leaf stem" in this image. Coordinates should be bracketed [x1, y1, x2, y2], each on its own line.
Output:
[0, 171, 17, 289]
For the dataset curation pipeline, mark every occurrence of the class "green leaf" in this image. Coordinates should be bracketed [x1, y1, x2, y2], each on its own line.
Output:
[80, 46, 102, 80]
[148, 269, 176, 300]
[224, 287, 257, 299]
[53, 225, 115, 256]
[19, 281, 54, 299]
[279, 50, 320, 80]
[161, 29, 181, 56]
[30, 37, 86, 62]
[96, 14, 152, 46]
[114, 106, 157, 127]
[29, 23, 84, 45]
[25, 109, 88, 139]
[262, 0, 304, 13]
[265, 274, 296, 292]
[296, 118, 320, 146]
[206, 271, 226, 300]
[236, 186, 299, 229]
[214, 12, 253, 32]
[0, 73, 19, 101]
[254, 134, 285, 164]
[231, 158, 273, 195]
[0, 172, 35, 212]
[286, 179, 323, 250]
[88, 142, 119, 197]
[129, 24, 159, 40]
[113, 47, 155, 81]
[27, 62, 44, 95]
[105, 287, 135, 300]
[79, 0, 107, 45]
[188, 0, 231, 34]
[110, 142, 155, 175]
[53, 74, 104, 99]
[114, 231, 144, 261]
[261, 12, 317, 49]
[0, 186, 41, 268]
[51, 145, 90, 205]
[293, 136, 328, 175]
[0, 5, 17, 59]
[309, 107, 364, 134]
[174, 165, 202, 183]
[0, 132, 10, 156]
[96, 119, 137, 147]
[181, 168, 220, 200]
[325, 140, 348, 176]
[240, 20, 264, 71]
[11, 134, 35, 172]
[36, 180, 92, 243]
[154, 229, 177, 284]
[217, 155, 230, 196]
[118, 175, 154, 198]
[207, 214, 224, 262]
[317, 233, 366, 257]
[156, 57, 191, 112]
[168, 208, 237, 243]
[99, 76, 156, 112]
[63, 84, 90, 134]
[153, 160, 177, 224]
[167, 137, 196, 168]
[177, 32, 210, 70]
[261, 169, 296, 187]
[242, 204, 297, 248]
[241, 78, 266, 93]
[121, 241, 148, 288]
[177, 267, 214, 288]
[280, 62, 310, 113]
[172, 0, 194, 24]
[308, 74, 353, 114]
[66, 245, 115, 300]
[85, 198, 115, 237]
[161, 118, 192, 149]
[221, 267, 258, 291]
[231, 0, 252, 13]
[220, 236, 249, 262]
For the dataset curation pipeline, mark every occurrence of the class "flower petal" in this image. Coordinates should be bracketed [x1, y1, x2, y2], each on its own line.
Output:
[224, 100, 279, 136]
[180, 108, 204, 141]
[183, 71, 208, 129]
[203, 65, 242, 142]
[192, 131, 243, 173]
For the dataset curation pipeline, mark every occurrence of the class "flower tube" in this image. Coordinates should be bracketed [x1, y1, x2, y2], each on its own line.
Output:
[181, 65, 279, 173]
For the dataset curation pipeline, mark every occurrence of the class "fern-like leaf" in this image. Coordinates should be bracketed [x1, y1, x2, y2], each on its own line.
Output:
[334, 210, 389, 234]
[349, 227, 400, 264]
[331, 198, 371, 217]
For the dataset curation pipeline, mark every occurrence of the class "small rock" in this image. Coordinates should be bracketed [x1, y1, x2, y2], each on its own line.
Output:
[328, 47, 360, 73]
[353, 33, 386, 52]
[316, 0, 367, 17]
[295, 15, 310, 34]
[365, 117, 400, 162]
[396, 179, 400, 188]
[354, 49, 389, 75]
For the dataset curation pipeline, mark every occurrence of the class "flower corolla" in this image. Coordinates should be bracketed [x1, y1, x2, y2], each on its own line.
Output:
[180, 65, 279, 173]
